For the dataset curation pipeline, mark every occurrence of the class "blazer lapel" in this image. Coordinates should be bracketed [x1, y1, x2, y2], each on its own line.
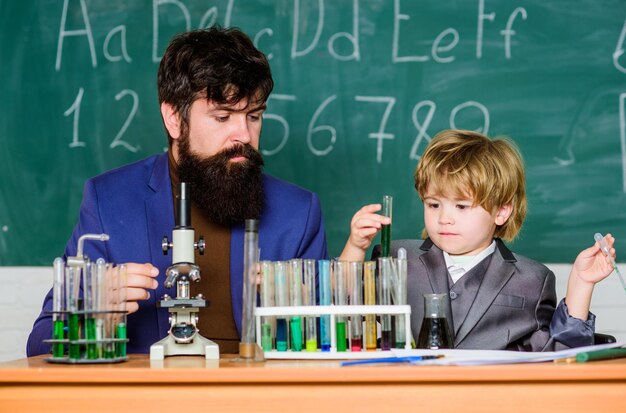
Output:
[454, 239, 516, 346]
[145, 154, 176, 338]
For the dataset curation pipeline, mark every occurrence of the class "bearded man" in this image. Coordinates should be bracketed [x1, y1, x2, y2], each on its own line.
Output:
[27, 27, 329, 356]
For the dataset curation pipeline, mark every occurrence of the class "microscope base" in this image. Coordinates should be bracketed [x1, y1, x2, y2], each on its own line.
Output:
[150, 334, 219, 360]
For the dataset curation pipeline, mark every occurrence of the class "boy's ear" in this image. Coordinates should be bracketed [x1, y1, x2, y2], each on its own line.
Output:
[160, 102, 181, 140]
[495, 203, 513, 226]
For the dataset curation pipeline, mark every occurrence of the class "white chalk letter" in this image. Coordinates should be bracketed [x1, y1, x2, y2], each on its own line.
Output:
[613, 20, 626, 74]
[103, 25, 132, 63]
[56, 0, 97, 71]
[476, 0, 495, 59]
[152, 0, 191, 62]
[328, 0, 360, 61]
[291, 0, 324, 59]
[393, 0, 428, 62]
[500, 7, 527, 59]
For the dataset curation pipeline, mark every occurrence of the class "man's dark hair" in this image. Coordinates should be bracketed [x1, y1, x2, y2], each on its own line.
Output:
[157, 26, 274, 142]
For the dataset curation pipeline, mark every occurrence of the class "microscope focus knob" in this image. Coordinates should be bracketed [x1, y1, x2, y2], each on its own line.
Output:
[197, 236, 205, 255]
[162, 236, 170, 255]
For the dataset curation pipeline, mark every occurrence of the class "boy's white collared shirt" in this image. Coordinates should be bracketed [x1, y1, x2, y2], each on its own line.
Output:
[443, 240, 496, 284]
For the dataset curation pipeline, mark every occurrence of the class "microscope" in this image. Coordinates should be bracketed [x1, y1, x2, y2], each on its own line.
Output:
[149, 182, 219, 360]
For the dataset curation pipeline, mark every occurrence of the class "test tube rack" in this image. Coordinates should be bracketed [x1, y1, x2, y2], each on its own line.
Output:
[255, 304, 412, 359]
[44, 309, 129, 364]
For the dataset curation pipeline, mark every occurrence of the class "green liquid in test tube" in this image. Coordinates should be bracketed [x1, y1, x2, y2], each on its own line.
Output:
[115, 264, 128, 358]
[83, 262, 97, 359]
[66, 266, 81, 360]
[303, 259, 317, 352]
[260, 261, 275, 351]
[333, 260, 347, 352]
[52, 258, 65, 358]
[289, 259, 303, 352]
[381, 195, 392, 257]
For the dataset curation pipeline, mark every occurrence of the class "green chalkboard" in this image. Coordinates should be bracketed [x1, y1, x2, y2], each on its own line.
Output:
[2, 0, 626, 265]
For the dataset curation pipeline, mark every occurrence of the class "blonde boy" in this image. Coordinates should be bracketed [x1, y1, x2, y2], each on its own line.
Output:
[341, 129, 615, 350]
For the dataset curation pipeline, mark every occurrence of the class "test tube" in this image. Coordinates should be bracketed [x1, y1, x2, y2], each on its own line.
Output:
[66, 265, 81, 360]
[274, 261, 289, 351]
[115, 264, 127, 358]
[333, 260, 347, 352]
[260, 261, 275, 351]
[83, 261, 97, 359]
[381, 195, 392, 257]
[348, 261, 363, 352]
[395, 248, 408, 349]
[52, 258, 65, 358]
[95, 259, 107, 358]
[378, 257, 393, 350]
[98, 259, 115, 359]
[364, 261, 377, 351]
[303, 259, 317, 352]
[240, 219, 259, 357]
[319, 260, 331, 351]
[289, 259, 303, 352]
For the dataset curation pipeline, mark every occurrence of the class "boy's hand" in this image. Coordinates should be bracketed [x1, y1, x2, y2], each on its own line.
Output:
[339, 204, 391, 262]
[566, 233, 616, 320]
[573, 233, 616, 284]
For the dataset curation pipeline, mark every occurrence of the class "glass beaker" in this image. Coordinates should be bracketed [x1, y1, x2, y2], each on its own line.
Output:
[416, 293, 453, 349]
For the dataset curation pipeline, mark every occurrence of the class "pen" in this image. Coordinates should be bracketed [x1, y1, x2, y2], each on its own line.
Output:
[341, 355, 444, 366]
[575, 347, 626, 363]
[594, 233, 626, 291]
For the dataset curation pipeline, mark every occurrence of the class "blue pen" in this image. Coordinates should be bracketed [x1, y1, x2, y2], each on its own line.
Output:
[341, 355, 444, 366]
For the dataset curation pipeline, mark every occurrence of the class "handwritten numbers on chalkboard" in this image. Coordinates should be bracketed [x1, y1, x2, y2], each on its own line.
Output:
[64, 87, 139, 152]
[261, 94, 296, 156]
[354, 96, 396, 164]
[307, 95, 338, 156]
[65, 88, 86, 148]
[110, 90, 140, 153]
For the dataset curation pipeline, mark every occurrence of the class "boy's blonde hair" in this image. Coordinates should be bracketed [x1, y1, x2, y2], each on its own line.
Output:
[414, 129, 527, 242]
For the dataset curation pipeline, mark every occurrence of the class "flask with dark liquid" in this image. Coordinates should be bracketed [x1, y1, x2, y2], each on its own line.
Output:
[416, 293, 453, 349]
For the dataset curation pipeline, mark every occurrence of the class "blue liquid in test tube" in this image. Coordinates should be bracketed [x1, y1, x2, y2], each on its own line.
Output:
[319, 260, 331, 351]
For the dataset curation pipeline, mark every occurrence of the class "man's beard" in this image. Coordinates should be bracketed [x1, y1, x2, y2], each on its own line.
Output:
[177, 138, 265, 226]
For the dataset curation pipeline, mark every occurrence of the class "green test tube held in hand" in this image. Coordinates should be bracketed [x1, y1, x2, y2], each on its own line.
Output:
[364, 261, 377, 351]
[52, 258, 65, 358]
[333, 261, 347, 352]
[260, 261, 275, 351]
[348, 261, 363, 352]
[289, 259, 303, 352]
[303, 259, 317, 352]
[381, 195, 392, 257]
